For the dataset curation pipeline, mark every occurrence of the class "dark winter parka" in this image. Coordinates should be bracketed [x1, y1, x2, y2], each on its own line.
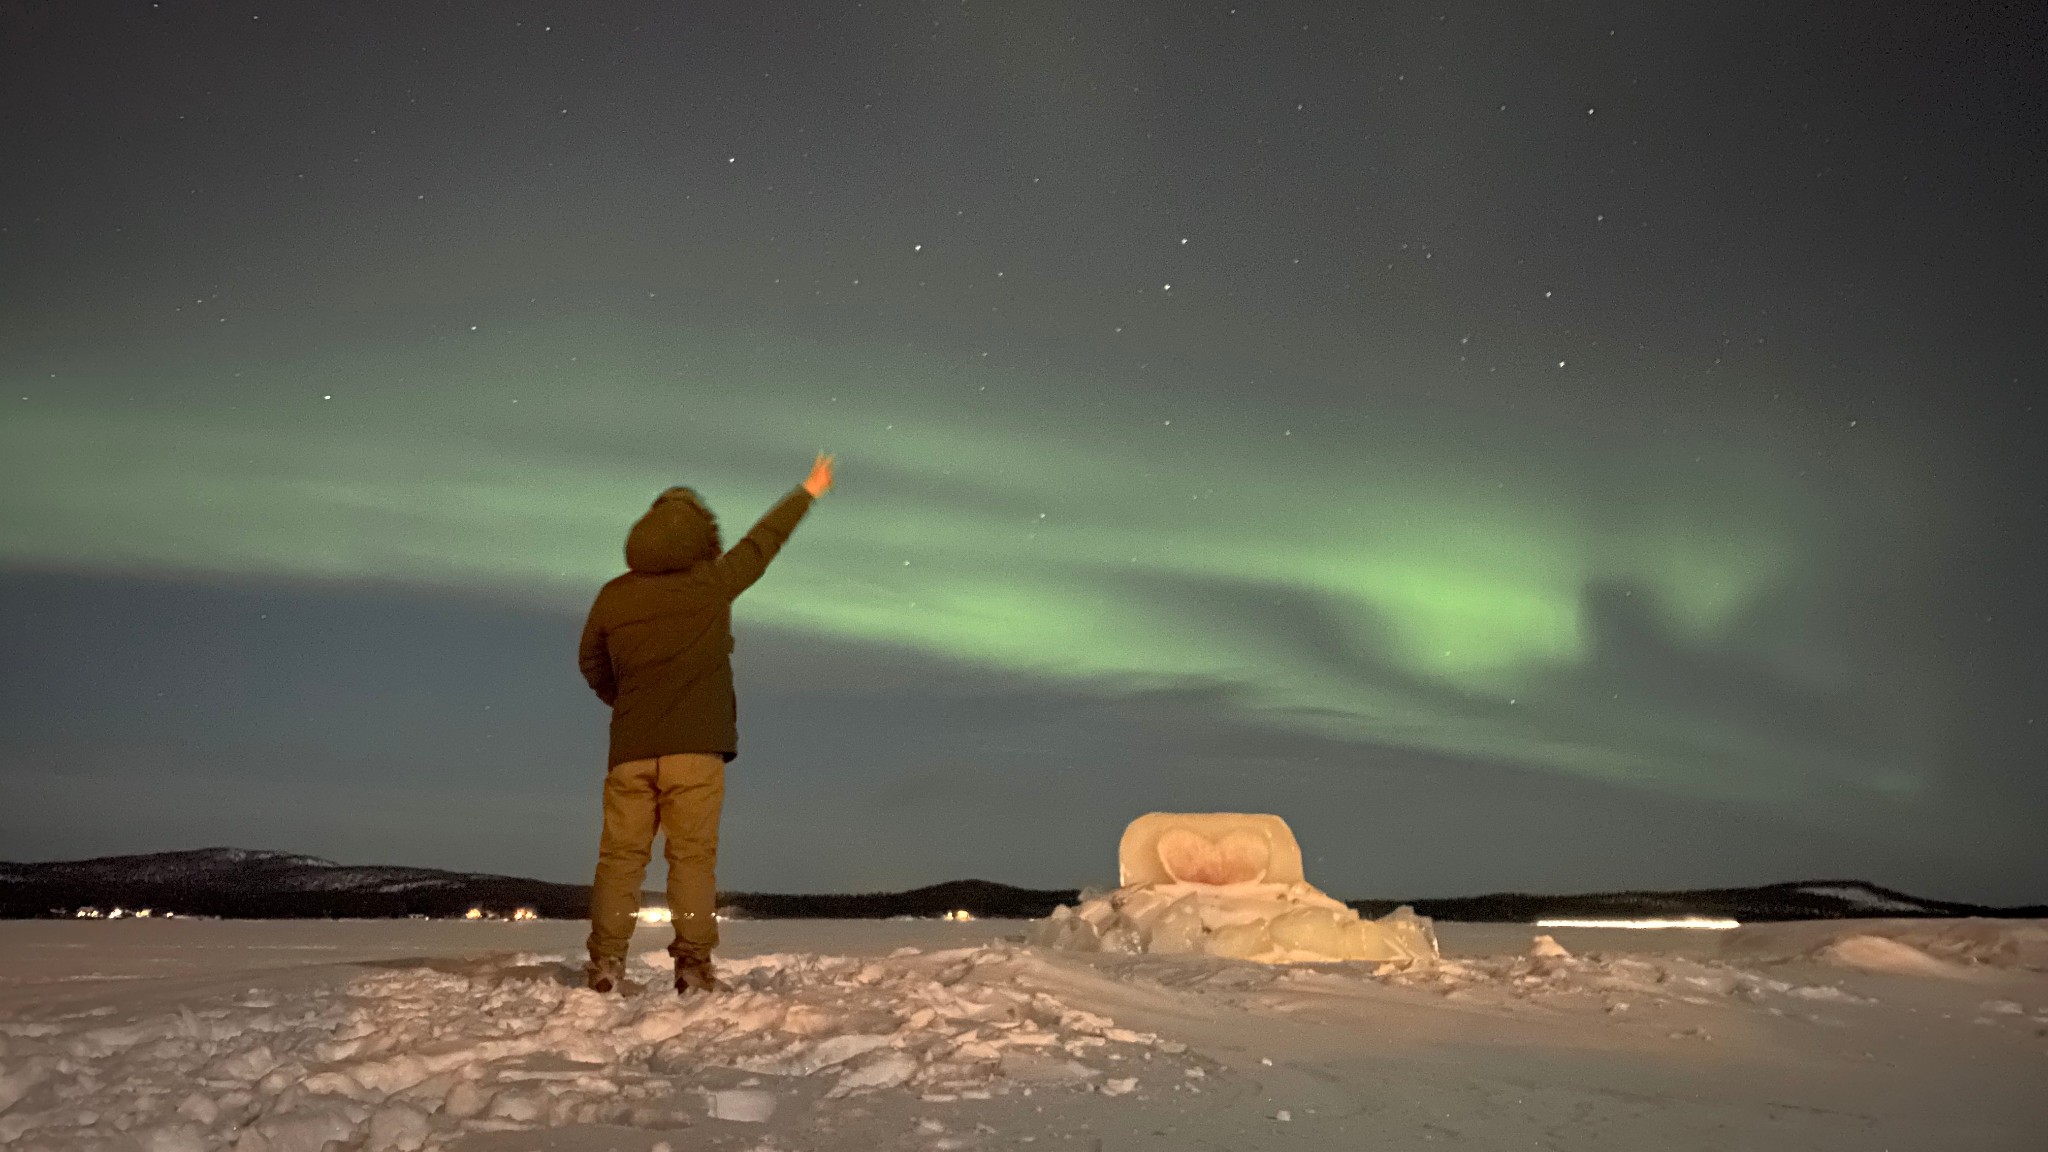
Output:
[579, 484, 814, 767]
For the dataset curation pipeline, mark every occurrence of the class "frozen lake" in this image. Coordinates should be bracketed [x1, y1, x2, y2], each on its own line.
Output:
[1, 917, 2042, 1150]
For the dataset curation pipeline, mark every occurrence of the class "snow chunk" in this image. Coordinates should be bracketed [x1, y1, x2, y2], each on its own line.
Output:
[739, 1032, 894, 1077]
[827, 1052, 919, 1097]
[1788, 984, 1865, 1003]
[216, 1044, 279, 1082]
[301, 1070, 373, 1100]
[486, 1088, 546, 1123]
[237, 1108, 358, 1152]
[0, 1059, 53, 1113]
[365, 1102, 430, 1152]
[442, 1080, 492, 1119]
[999, 1051, 1100, 1084]
[141, 1124, 208, 1152]
[175, 1091, 218, 1126]
[705, 1087, 778, 1121]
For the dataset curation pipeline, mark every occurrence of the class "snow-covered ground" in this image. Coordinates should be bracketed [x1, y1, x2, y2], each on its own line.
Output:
[1, 917, 2042, 1151]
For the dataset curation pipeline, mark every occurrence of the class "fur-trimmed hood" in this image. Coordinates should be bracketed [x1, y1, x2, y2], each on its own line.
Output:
[624, 487, 723, 574]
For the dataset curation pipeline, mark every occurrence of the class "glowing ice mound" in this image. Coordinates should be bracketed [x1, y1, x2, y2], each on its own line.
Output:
[1030, 812, 1438, 965]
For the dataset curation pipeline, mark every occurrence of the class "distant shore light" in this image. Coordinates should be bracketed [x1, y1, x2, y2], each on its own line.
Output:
[637, 906, 673, 925]
[512, 907, 538, 922]
[943, 909, 975, 922]
[1535, 917, 1741, 930]
[463, 907, 484, 920]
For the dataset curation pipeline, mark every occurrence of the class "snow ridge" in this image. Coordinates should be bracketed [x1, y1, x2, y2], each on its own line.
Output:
[0, 944, 1195, 1149]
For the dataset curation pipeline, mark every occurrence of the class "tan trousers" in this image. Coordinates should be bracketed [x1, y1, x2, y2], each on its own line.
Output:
[587, 753, 724, 964]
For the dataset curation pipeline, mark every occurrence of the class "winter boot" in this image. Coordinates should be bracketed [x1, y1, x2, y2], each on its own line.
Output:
[674, 954, 722, 995]
[585, 955, 626, 994]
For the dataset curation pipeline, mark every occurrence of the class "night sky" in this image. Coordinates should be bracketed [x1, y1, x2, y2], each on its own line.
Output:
[3, 2, 2042, 905]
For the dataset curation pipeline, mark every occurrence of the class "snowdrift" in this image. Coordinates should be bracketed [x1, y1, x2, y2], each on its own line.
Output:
[1723, 917, 2048, 975]
[1029, 813, 1439, 964]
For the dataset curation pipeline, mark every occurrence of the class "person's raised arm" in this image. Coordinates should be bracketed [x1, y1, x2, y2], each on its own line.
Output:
[713, 452, 833, 599]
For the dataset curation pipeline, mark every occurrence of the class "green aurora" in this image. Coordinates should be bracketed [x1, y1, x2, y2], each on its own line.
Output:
[2, 317, 1950, 809]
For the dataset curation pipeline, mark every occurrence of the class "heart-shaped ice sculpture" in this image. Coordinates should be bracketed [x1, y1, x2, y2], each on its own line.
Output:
[1154, 827, 1272, 885]
[1117, 813, 1306, 888]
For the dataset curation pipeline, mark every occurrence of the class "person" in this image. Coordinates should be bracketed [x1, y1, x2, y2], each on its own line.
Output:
[577, 451, 835, 994]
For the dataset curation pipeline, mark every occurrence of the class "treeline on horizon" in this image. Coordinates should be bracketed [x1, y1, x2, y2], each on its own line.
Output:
[4, 876, 2041, 923]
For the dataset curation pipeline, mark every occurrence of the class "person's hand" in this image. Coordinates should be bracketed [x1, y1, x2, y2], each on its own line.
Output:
[803, 451, 836, 497]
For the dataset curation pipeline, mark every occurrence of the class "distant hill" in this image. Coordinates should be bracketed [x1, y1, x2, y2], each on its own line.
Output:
[0, 848, 595, 920]
[1, 848, 2039, 922]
